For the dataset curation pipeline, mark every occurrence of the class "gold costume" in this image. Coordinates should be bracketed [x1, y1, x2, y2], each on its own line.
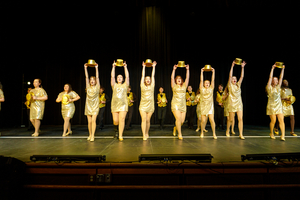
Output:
[99, 93, 106, 108]
[171, 83, 187, 112]
[139, 83, 155, 113]
[266, 85, 283, 115]
[58, 91, 78, 119]
[228, 82, 243, 112]
[111, 83, 128, 113]
[223, 98, 229, 117]
[195, 94, 201, 119]
[127, 92, 134, 107]
[200, 86, 214, 115]
[0, 89, 4, 111]
[157, 93, 167, 107]
[216, 91, 224, 108]
[85, 85, 100, 116]
[30, 88, 47, 120]
[281, 88, 294, 116]
[186, 92, 197, 106]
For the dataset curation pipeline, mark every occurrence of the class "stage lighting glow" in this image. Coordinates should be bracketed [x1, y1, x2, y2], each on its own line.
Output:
[27, 82, 31, 85]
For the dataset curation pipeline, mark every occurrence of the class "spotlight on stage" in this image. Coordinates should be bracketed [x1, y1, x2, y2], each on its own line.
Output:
[30, 155, 106, 163]
[241, 153, 300, 164]
[139, 154, 213, 163]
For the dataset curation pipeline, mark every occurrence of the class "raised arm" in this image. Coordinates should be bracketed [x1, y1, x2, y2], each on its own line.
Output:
[278, 65, 285, 88]
[95, 64, 100, 87]
[184, 64, 190, 87]
[111, 61, 116, 87]
[171, 65, 177, 88]
[124, 61, 130, 86]
[0, 90, 4, 102]
[238, 61, 246, 85]
[222, 86, 228, 101]
[228, 60, 235, 86]
[84, 64, 90, 88]
[211, 68, 215, 89]
[267, 64, 276, 87]
[140, 62, 146, 86]
[151, 61, 157, 86]
[199, 68, 204, 90]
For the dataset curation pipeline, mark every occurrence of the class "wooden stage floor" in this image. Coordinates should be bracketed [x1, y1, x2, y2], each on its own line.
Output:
[0, 124, 299, 163]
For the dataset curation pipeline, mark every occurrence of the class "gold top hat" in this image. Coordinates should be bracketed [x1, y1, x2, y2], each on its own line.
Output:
[203, 65, 212, 71]
[235, 58, 242, 65]
[62, 94, 70, 105]
[177, 61, 185, 68]
[275, 62, 284, 68]
[145, 59, 153, 67]
[86, 59, 96, 67]
[116, 59, 124, 67]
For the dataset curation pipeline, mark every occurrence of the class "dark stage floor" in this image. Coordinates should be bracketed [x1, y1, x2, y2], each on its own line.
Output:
[0, 124, 299, 163]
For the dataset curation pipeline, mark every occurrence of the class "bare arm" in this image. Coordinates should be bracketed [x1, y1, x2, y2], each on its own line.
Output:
[228, 61, 235, 86]
[278, 65, 285, 88]
[238, 61, 246, 85]
[84, 64, 90, 88]
[70, 94, 80, 103]
[171, 65, 177, 88]
[141, 62, 146, 86]
[199, 68, 204, 90]
[151, 61, 157, 86]
[33, 95, 48, 101]
[124, 61, 130, 86]
[184, 64, 190, 87]
[211, 68, 215, 89]
[56, 94, 62, 103]
[95, 64, 100, 87]
[267, 64, 276, 87]
[111, 61, 116, 87]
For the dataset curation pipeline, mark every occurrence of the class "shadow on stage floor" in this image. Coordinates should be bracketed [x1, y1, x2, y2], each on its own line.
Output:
[0, 124, 299, 163]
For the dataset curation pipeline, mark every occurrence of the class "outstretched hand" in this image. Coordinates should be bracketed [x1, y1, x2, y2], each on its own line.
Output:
[241, 61, 246, 68]
[84, 63, 88, 68]
[185, 64, 189, 70]
[153, 61, 157, 67]
[112, 61, 116, 68]
[124, 61, 127, 68]
[173, 65, 178, 70]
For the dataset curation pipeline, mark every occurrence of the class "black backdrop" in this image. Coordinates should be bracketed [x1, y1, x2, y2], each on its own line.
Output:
[1, 1, 299, 128]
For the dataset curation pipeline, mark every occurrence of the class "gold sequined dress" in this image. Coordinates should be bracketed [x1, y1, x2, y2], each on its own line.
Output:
[266, 85, 283, 115]
[139, 83, 155, 113]
[281, 88, 294, 116]
[0, 89, 4, 111]
[111, 83, 128, 113]
[58, 91, 79, 119]
[223, 97, 229, 117]
[171, 83, 186, 112]
[30, 88, 47, 120]
[195, 94, 201, 119]
[85, 85, 100, 116]
[228, 82, 243, 112]
[200, 86, 214, 115]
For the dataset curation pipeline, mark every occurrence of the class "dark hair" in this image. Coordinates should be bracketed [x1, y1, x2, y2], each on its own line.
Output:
[196, 89, 200, 95]
[218, 84, 223, 87]
[64, 83, 73, 93]
[128, 85, 131, 89]
[100, 86, 105, 91]
[34, 79, 43, 88]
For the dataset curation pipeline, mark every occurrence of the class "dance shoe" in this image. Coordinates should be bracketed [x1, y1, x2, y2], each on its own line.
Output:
[87, 136, 91, 141]
[31, 133, 39, 137]
[195, 128, 200, 132]
[213, 136, 217, 139]
[66, 131, 72, 136]
[239, 136, 245, 140]
[90, 137, 94, 142]
[119, 137, 123, 141]
[274, 128, 279, 135]
[204, 129, 208, 133]
[231, 131, 236, 135]
[291, 132, 297, 136]
[269, 133, 275, 139]
[173, 127, 177, 136]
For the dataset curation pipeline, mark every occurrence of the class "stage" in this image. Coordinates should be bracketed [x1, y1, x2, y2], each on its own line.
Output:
[0, 124, 299, 163]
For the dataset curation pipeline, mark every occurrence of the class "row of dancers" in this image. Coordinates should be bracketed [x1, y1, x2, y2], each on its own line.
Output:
[0, 60, 295, 141]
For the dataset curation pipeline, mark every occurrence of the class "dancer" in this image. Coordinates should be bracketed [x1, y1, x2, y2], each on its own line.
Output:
[98, 86, 110, 130]
[215, 84, 225, 130]
[223, 86, 235, 136]
[195, 89, 207, 132]
[125, 86, 136, 130]
[25, 87, 34, 130]
[84, 63, 100, 142]
[266, 64, 285, 141]
[199, 67, 217, 139]
[186, 86, 196, 129]
[280, 80, 296, 136]
[157, 87, 167, 130]
[0, 82, 4, 129]
[30, 79, 48, 137]
[227, 60, 246, 140]
[56, 84, 80, 136]
[171, 63, 190, 140]
[111, 60, 130, 141]
[139, 61, 156, 140]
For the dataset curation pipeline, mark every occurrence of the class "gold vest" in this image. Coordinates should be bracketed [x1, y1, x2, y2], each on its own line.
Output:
[216, 91, 224, 107]
[127, 92, 134, 107]
[186, 92, 196, 106]
[157, 93, 167, 107]
[99, 93, 106, 108]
